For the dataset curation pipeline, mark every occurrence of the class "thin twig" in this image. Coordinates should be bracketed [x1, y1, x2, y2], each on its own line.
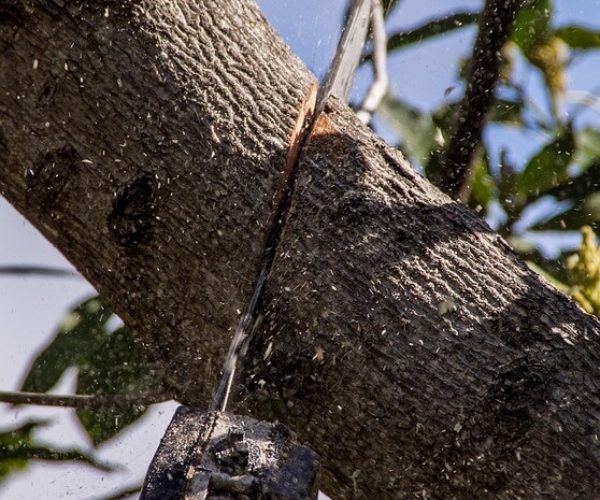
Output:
[437, 0, 526, 200]
[363, 11, 479, 60]
[565, 90, 600, 115]
[0, 444, 118, 472]
[0, 265, 80, 278]
[357, 0, 388, 124]
[95, 484, 143, 500]
[0, 390, 167, 409]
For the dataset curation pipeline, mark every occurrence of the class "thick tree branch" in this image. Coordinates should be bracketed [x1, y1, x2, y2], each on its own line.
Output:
[437, 0, 525, 200]
[1, 1, 600, 498]
[0, 0, 313, 406]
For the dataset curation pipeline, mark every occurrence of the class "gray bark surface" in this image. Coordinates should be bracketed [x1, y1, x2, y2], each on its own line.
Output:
[1, 1, 600, 498]
[0, 0, 311, 403]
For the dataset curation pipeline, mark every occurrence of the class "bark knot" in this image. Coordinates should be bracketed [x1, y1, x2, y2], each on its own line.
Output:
[108, 173, 159, 248]
[26, 145, 81, 218]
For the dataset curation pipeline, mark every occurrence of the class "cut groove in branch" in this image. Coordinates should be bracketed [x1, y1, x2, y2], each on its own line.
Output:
[209, 81, 318, 412]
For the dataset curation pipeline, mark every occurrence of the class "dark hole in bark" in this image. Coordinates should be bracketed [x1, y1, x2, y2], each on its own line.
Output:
[26, 145, 81, 217]
[37, 76, 58, 108]
[108, 173, 158, 248]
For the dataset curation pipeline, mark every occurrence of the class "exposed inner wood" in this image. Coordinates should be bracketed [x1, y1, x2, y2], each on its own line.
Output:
[210, 81, 318, 411]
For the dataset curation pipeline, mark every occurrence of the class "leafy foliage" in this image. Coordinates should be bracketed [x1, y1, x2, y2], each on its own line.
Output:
[515, 126, 575, 204]
[555, 26, 600, 50]
[512, 0, 552, 55]
[377, 93, 441, 168]
[372, 0, 600, 300]
[0, 420, 113, 479]
[565, 226, 600, 315]
[21, 297, 161, 446]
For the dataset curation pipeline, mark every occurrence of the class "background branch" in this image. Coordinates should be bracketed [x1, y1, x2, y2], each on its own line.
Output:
[0, 265, 80, 278]
[104, 484, 143, 500]
[357, 0, 388, 124]
[385, 11, 479, 53]
[0, 390, 166, 409]
[437, 0, 526, 200]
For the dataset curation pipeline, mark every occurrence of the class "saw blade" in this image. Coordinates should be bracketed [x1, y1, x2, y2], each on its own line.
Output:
[316, 0, 372, 112]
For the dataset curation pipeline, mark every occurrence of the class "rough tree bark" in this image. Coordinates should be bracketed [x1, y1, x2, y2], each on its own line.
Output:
[1, 1, 600, 498]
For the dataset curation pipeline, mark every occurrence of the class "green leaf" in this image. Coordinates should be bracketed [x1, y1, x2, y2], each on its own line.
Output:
[527, 161, 600, 231]
[431, 96, 523, 134]
[494, 149, 525, 227]
[76, 406, 147, 447]
[533, 190, 600, 232]
[377, 93, 441, 165]
[539, 161, 600, 202]
[469, 152, 497, 207]
[0, 421, 37, 479]
[526, 261, 569, 292]
[512, 0, 553, 54]
[490, 98, 525, 126]
[506, 234, 538, 254]
[430, 100, 456, 133]
[20, 297, 160, 446]
[386, 12, 479, 53]
[555, 25, 600, 49]
[574, 127, 600, 170]
[0, 420, 112, 480]
[75, 327, 160, 445]
[21, 297, 112, 393]
[516, 126, 575, 203]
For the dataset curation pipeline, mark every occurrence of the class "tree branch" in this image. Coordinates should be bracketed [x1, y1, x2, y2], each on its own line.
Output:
[0, 265, 80, 278]
[104, 484, 143, 500]
[437, 0, 525, 200]
[357, 0, 388, 124]
[385, 11, 479, 53]
[0, 391, 166, 409]
[1, 1, 600, 497]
